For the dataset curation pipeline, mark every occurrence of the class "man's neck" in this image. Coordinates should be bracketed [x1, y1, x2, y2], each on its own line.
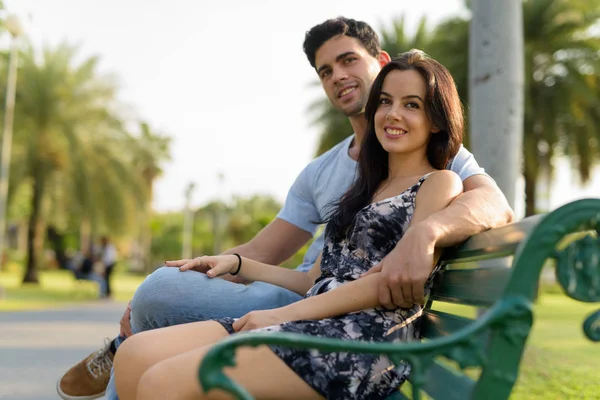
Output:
[348, 114, 367, 161]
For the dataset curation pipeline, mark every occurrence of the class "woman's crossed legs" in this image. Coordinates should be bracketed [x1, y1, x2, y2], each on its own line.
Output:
[114, 320, 323, 400]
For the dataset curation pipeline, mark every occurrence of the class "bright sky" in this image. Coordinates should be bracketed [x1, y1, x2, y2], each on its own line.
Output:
[4, 0, 599, 216]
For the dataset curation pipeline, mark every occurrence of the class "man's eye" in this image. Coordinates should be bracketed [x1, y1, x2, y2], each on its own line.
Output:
[320, 70, 331, 79]
[344, 57, 357, 64]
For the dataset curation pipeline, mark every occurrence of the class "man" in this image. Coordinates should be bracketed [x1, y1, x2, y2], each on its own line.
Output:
[57, 16, 512, 400]
[100, 236, 117, 299]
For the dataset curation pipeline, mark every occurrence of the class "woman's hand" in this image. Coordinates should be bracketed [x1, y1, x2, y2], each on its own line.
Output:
[233, 309, 292, 332]
[164, 255, 238, 277]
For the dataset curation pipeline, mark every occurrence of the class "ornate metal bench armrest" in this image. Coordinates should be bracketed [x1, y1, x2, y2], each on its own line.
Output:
[198, 296, 532, 400]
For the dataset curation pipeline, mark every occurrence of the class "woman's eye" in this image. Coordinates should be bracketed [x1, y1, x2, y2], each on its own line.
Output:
[406, 102, 419, 109]
[379, 98, 391, 105]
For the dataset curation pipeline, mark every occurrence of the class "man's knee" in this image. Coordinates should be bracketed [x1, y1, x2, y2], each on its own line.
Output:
[129, 267, 208, 332]
[128, 267, 301, 333]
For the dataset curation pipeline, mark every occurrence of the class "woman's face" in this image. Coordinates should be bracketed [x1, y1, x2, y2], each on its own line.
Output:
[374, 69, 438, 158]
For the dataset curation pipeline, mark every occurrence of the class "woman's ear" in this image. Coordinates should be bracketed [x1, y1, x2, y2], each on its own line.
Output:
[431, 125, 441, 134]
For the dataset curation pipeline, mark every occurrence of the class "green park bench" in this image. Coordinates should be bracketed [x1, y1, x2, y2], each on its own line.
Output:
[197, 198, 600, 399]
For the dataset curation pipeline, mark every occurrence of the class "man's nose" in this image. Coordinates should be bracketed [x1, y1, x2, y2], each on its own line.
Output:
[331, 66, 349, 83]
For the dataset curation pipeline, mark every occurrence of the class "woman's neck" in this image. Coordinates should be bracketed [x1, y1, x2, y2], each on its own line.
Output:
[387, 150, 434, 180]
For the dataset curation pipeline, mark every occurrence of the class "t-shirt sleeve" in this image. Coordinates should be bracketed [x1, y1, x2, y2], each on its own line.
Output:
[447, 145, 488, 181]
[276, 165, 320, 236]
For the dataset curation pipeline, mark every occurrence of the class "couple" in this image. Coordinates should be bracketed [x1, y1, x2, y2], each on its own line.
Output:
[57, 17, 512, 400]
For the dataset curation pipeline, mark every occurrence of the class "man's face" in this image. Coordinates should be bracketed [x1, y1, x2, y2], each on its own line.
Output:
[314, 35, 383, 117]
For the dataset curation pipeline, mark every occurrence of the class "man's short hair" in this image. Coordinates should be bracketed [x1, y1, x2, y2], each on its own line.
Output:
[303, 17, 381, 69]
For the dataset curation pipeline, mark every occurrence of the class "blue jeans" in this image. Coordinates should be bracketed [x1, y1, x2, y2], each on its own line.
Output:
[105, 267, 303, 399]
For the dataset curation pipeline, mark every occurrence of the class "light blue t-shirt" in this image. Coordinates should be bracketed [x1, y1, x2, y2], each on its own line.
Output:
[277, 135, 486, 272]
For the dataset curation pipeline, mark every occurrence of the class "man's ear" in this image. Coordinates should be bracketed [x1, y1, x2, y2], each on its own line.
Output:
[378, 51, 391, 67]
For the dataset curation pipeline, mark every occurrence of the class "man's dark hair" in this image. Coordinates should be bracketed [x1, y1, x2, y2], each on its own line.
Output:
[303, 17, 381, 69]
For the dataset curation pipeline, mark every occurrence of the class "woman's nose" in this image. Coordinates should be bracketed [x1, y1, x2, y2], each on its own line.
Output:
[386, 106, 402, 121]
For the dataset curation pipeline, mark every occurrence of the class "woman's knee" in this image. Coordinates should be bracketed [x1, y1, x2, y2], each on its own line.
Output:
[137, 357, 216, 400]
[136, 365, 168, 400]
[113, 333, 148, 399]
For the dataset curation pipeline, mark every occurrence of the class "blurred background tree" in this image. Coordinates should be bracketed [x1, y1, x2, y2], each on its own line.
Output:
[0, 40, 171, 283]
[147, 194, 307, 271]
[0, 0, 598, 285]
[309, 0, 600, 216]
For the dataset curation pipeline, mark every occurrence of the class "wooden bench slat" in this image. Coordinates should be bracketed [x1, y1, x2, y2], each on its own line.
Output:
[429, 265, 512, 307]
[421, 309, 474, 339]
[416, 360, 476, 400]
[385, 390, 410, 399]
[440, 214, 543, 263]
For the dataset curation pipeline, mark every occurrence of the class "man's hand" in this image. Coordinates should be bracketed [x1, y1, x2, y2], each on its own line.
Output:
[233, 309, 290, 332]
[119, 301, 133, 338]
[363, 226, 436, 308]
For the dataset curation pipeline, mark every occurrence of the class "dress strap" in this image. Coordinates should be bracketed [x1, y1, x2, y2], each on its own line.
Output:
[418, 171, 437, 183]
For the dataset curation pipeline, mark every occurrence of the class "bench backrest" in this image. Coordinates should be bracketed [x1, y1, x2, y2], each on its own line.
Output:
[406, 198, 600, 400]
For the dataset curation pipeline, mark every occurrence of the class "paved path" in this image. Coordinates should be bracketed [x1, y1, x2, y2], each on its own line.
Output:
[0, 301, 125, 400]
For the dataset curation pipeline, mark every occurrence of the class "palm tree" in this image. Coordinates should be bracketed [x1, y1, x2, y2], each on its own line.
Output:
[432, 0, 600, 215]
[312, 1, 600, 215]
[11, 42, 149, 283]
[128, 121, 171, 273]
[520, 0, 600, 215]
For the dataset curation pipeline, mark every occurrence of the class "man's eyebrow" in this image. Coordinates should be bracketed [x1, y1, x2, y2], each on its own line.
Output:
[316, 52, 358, 75]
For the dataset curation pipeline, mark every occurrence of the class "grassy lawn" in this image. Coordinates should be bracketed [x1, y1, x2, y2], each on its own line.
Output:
[431, 294, 600, 399]
[510, 294, 599, 400]
[0, 263, 145, 311]
[1, 265, 598, 398]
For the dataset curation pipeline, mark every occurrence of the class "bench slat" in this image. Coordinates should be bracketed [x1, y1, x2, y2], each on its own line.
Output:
[385, 390, 410, 399]
[417, 360, 475, 399]
[421, 309, 474, 339]
[440, 214, 543, 263]
[429, 266, 512, 307]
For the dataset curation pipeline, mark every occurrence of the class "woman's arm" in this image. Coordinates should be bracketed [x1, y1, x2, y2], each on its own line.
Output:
[275, 171, 463, 321]
[234, 271, 382, 332]
[278, 271, 382, 321]
[166, 253, 323, 297]
[230, 253, 322, 296]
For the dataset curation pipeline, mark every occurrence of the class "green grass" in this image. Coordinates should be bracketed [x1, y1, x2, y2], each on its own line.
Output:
[510, 295, 600, 400]
[0, 263, 145, 311]
[429, 294, 600, 399]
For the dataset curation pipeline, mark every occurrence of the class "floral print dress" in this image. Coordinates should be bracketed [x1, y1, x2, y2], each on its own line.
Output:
[216, 174, 437, 399]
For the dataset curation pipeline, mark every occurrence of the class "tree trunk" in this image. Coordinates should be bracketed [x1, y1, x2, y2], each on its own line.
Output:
[80, 216, 91, 252]
[47, 226, 69, 269]
[23, 163, 46, 284]
[469, 0, 524, 209]
[523, 165, 537, 217]
[141, 226, 152, 274]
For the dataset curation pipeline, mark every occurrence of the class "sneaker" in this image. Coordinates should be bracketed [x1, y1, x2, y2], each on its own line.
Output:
[56, 338, 114, 400]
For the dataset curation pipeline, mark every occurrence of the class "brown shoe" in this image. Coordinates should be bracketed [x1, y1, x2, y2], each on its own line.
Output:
[57, 338, 114, 400]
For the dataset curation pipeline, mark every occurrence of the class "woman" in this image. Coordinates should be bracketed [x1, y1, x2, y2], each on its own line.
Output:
[114, 49, 464, 400]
